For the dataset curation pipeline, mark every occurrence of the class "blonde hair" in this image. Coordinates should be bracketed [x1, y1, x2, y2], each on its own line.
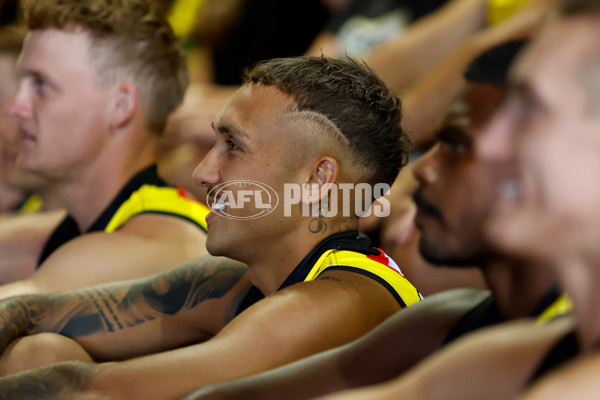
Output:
[23, 0, 189, 135]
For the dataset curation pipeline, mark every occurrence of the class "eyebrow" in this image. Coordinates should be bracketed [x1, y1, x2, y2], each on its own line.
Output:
[510, 79, 541, 105]
[437, 124, 473, 143]
[19, 68, 55, 86]
[211, 121, 250, 140]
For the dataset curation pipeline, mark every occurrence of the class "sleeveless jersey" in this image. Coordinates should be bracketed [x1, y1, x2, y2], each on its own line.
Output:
[235, 232, 422, 316]
[443, 286, 563, 345]
[37, 165, 210, 267]
[527, 294, 576, 382]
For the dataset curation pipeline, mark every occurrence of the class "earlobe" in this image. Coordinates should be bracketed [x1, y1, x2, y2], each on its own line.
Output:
[110, 85, 137, 129]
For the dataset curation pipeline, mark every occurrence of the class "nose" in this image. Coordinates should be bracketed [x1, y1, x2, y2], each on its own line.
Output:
[193, 146, 221, 188]
[412, 145, 439, 185]
[475, 111, 516, 163]
[8, 81, 33, 122]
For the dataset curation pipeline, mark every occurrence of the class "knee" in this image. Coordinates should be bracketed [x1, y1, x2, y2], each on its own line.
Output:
[0, 333, 94, 376]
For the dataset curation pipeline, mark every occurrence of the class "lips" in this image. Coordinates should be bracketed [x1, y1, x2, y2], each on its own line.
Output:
[211, 202, 226, 212]
[206, 194, 227, 213]
[19, 126, 36, 143]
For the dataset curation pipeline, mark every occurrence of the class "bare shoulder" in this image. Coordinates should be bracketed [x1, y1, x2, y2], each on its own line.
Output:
[25, 219, 208, 293]
[220, 273, 405, 356]
[0, 210, 66, 284]
[117, 212, 207, 245]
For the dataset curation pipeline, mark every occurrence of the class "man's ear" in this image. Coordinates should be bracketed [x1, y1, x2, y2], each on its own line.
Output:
[109, 84, 138, 129]
[301, 157, 339, 205]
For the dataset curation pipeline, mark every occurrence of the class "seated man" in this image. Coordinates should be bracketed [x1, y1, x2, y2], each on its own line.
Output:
[0, 25, 66, 282]
[0, 26, 32, 214]
[0, 0, 211, 298]
[291, 1, 600, 399]
[0, 53, 421, 398]
[181, 40, 563, 400]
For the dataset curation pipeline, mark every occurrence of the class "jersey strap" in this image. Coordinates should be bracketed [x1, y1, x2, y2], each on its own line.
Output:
[536, 294, 574, 325]
[305, 248, 423, 308]
[105, 185, 210, 233]
[16, 193, 43, 214]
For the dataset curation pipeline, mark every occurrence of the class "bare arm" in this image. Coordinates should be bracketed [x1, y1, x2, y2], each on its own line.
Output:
[317, 316, 575, 400]
[518, 352, 600, 400]
[0, 255, 249, 361]
[181, 288, 488, 400]
[367, 0, 488, 93]
[0, 213, 209, 299]
[403, 0, 551, 148]
[0, 269, 404, 399]
[0, 210, 65, 284]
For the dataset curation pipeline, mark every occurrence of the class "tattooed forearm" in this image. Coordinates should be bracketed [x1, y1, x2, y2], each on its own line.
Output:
[0, 256, 246, 346]
[0, 361, 93, 400]
[0, 298, 32, 351]
[55, 256, 247, 337]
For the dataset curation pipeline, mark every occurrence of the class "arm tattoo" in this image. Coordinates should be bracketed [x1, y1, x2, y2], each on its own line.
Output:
[317, 276, 343, 282]
[0, 299, 31, 351]
[0, 256, 247, 343]
[0, 362, 92, 400]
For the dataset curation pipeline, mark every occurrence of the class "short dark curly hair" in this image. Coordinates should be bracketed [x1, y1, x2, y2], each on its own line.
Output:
[22, 0, 188, 135]
[243, 56, 411, 188]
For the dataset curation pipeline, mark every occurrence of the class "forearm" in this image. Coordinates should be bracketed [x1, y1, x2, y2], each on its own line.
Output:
[368, 0, 488, 93]
[0, 296, 34, 351]
[0, 256, 247, 360]
[404, 12, 537, 149]
[181, 349, 348, 400]
[0, 361, 97, 400]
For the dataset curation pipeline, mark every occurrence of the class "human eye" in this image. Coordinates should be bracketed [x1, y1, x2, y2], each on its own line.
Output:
[505, 85, 541, 132]
[438, 127, 470, 154]
[226, 138, 240, 151]
[29, 75, 49, 96]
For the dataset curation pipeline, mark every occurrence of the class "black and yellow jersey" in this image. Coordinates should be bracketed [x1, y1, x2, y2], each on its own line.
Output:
[235, 232, 423, 316]
[37, 165, 210, 267]
[13, 193, 43, 214]
[443, 286, 569, 345]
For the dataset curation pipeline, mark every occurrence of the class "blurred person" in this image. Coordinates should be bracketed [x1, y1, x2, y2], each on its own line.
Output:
[0, 0, 211, 299]
[301, 2, 600, 399]
[364, 165, 486, 296]
[0, 25, 66, 283]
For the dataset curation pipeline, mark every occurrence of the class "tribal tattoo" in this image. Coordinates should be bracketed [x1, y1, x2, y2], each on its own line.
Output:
[0, 362, 93, 400]
[0, 256, 247, 346]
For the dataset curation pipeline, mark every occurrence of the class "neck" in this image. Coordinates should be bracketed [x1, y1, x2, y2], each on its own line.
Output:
[482, 256, 557, 320]
[60, 135, 157, 231]
[37, 186, 66, 212]
[244, 217, 358, 295]
[561, 263, 600, 350]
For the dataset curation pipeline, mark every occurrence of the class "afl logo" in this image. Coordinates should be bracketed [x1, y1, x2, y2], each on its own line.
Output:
[207, 180, 279, 220]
